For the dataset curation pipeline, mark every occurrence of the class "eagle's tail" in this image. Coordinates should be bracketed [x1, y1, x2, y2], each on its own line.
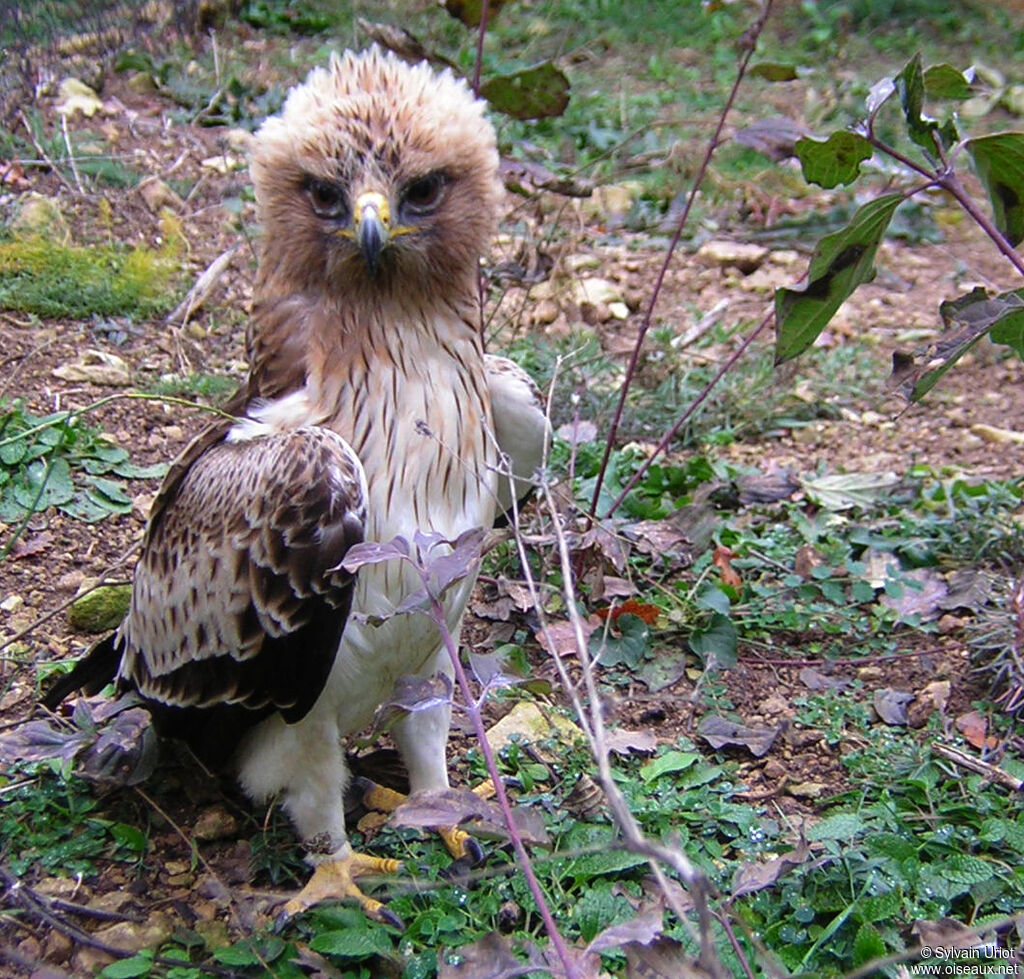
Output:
[40, 632, 122, 711]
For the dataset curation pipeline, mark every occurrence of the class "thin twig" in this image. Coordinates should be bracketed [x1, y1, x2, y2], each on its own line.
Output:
[603, 306, 774, 518]
[60, 113, 86, 194]
[587, 0, 776, 524]
[18, 111, 75, 194]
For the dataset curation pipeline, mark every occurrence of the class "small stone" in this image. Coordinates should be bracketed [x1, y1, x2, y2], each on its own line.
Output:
[565, 252, 601, 272]
[137, 176, 184, 213]
[93, 911, 175, 957]
[608, 301, 630, 320]
[937, 613, 964, 634]
[55, 78, 103, 117]
[787, 780, 828, 799]
[12, 193, 71, 244]
[971, 423, 1024, 445]
[126, 70, 157, 94]
[0, 594, 24, 613]
[44, 928, 73, 964]
[161, 424, 185, 440]
[68, 583, 131, 633]
[53, 349, 132, 387]
[696, 239, 768, 273]
[569, 276, 622, 306]
[56, 570, 87, 593]
[530, 299, 559, 325]
[193, 806, 239, 842]
[857, 665, 883, 680]
[201, 153, 245, 174]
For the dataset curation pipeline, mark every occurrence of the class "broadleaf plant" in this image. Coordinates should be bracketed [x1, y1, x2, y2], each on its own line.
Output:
[773, 53, 1024, 398]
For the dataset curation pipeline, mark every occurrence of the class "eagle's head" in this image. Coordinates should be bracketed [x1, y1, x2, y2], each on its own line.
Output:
[250, 47, 501, 301]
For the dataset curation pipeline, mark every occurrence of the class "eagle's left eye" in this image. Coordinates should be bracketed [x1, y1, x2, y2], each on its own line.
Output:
[401, 173, 446, 215]
[307, 179, 347, 219]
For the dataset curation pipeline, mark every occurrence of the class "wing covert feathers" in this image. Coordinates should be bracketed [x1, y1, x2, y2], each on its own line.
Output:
[118, 426, 365, 722]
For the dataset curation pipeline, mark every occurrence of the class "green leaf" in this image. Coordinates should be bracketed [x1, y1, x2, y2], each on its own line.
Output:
[113, 460, 169, 480]
[110, 822, 148, 853]
[923, 63, 972, 99]
[795, 131, 872, 189]
[941, 854, 994, 885]
[688, 611, 737, 669]
[214, 936, 286, 966]
[100, 954, 153, 978]
[966, 131, 1024, 247]
[806, 812, 867, 841]
[750, 62, 798, 82]
[444, 0, 510, 27]
[0, 436, 27, 466]
[481, 62, 570, 120]
[310, 928, 396, 958]
[895, 53, 939, 152]
[14, 456, 75, 510]
[892, 286, 1024, 400]
[852, 922, 887, 966]
[591, 613, 650, 668]
[640, 749, 700, 783]
[775, 193, 902, 362]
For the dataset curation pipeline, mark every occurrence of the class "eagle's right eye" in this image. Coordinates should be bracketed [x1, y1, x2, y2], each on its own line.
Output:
[307, 179, 347, 219]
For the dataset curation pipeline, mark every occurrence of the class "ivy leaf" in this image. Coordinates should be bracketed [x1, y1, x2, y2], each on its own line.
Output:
[591, 613, 650, 668]
[775, 194, 902, 362]
[795, 131, 873, 189]
[966, 131, 1024, 247]
[481, 62, 570, 120]
[688, 611, 737, 669]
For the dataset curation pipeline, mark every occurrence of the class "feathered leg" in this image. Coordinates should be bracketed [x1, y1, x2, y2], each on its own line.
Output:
[237, 709, 403, 926]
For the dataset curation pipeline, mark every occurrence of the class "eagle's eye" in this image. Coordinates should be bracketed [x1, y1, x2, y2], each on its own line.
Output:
[401, 173, 447, 216]
[307, 179, 347, 219]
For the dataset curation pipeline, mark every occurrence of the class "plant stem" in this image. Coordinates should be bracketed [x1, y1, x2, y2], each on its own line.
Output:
[602, 307, 774, 519]
[429, 594, 581, 979]
[586, 0, 775, 526]
[868, 135, 1024, 279]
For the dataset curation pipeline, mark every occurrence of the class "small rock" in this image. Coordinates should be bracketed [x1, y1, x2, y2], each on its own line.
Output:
[68, 583, 131, 633]
[696, 239, 768, 273]
[56, 570, 87, 593]
[161, 424, 184, 440]
[44, 927, 73, 964]
[570, 276, 622, 306]
[193, 806, 239, 842]
[857, 665, 883, 680]
[582, 182, 642, 220]
[201, 153, 245, 174]
[530, 299, 559, 325]
[608, 301, 630, 320]
[12, 192, 71, 244]
[91, 911, 175, 962]
[137, 176, 184, 213]
[786, 780, 828, 799]
[53, 349, 132, 387]
[0, 594, 24, 613]
[565, 252, 601, 272]
[55, 78, 103, 117]
[126, 70, 157, 94]
[971, 423, 1024, 445]
[937, 613, 964, 634]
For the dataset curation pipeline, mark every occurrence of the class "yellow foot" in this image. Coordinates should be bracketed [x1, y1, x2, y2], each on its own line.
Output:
[357, 777, 494, 865]
[280, 852, 404, 928]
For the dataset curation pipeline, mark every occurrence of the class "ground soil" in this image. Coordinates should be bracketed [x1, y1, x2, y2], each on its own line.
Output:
[1, 57, 1023, 979]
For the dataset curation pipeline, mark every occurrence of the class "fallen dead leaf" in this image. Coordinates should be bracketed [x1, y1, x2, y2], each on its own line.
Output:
[698, 715, 780, 757]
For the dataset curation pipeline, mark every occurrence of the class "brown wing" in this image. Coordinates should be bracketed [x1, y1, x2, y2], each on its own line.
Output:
[119, 424, 365, 723]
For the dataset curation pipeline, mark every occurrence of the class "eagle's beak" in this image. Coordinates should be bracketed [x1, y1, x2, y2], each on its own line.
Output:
[354, 191, 390, 273]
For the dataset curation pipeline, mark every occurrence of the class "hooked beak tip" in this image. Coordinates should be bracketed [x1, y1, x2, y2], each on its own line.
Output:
[354, 194, 390, 274]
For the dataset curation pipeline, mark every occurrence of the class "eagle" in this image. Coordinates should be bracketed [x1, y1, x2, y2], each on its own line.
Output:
[43, 47, 548, 925]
